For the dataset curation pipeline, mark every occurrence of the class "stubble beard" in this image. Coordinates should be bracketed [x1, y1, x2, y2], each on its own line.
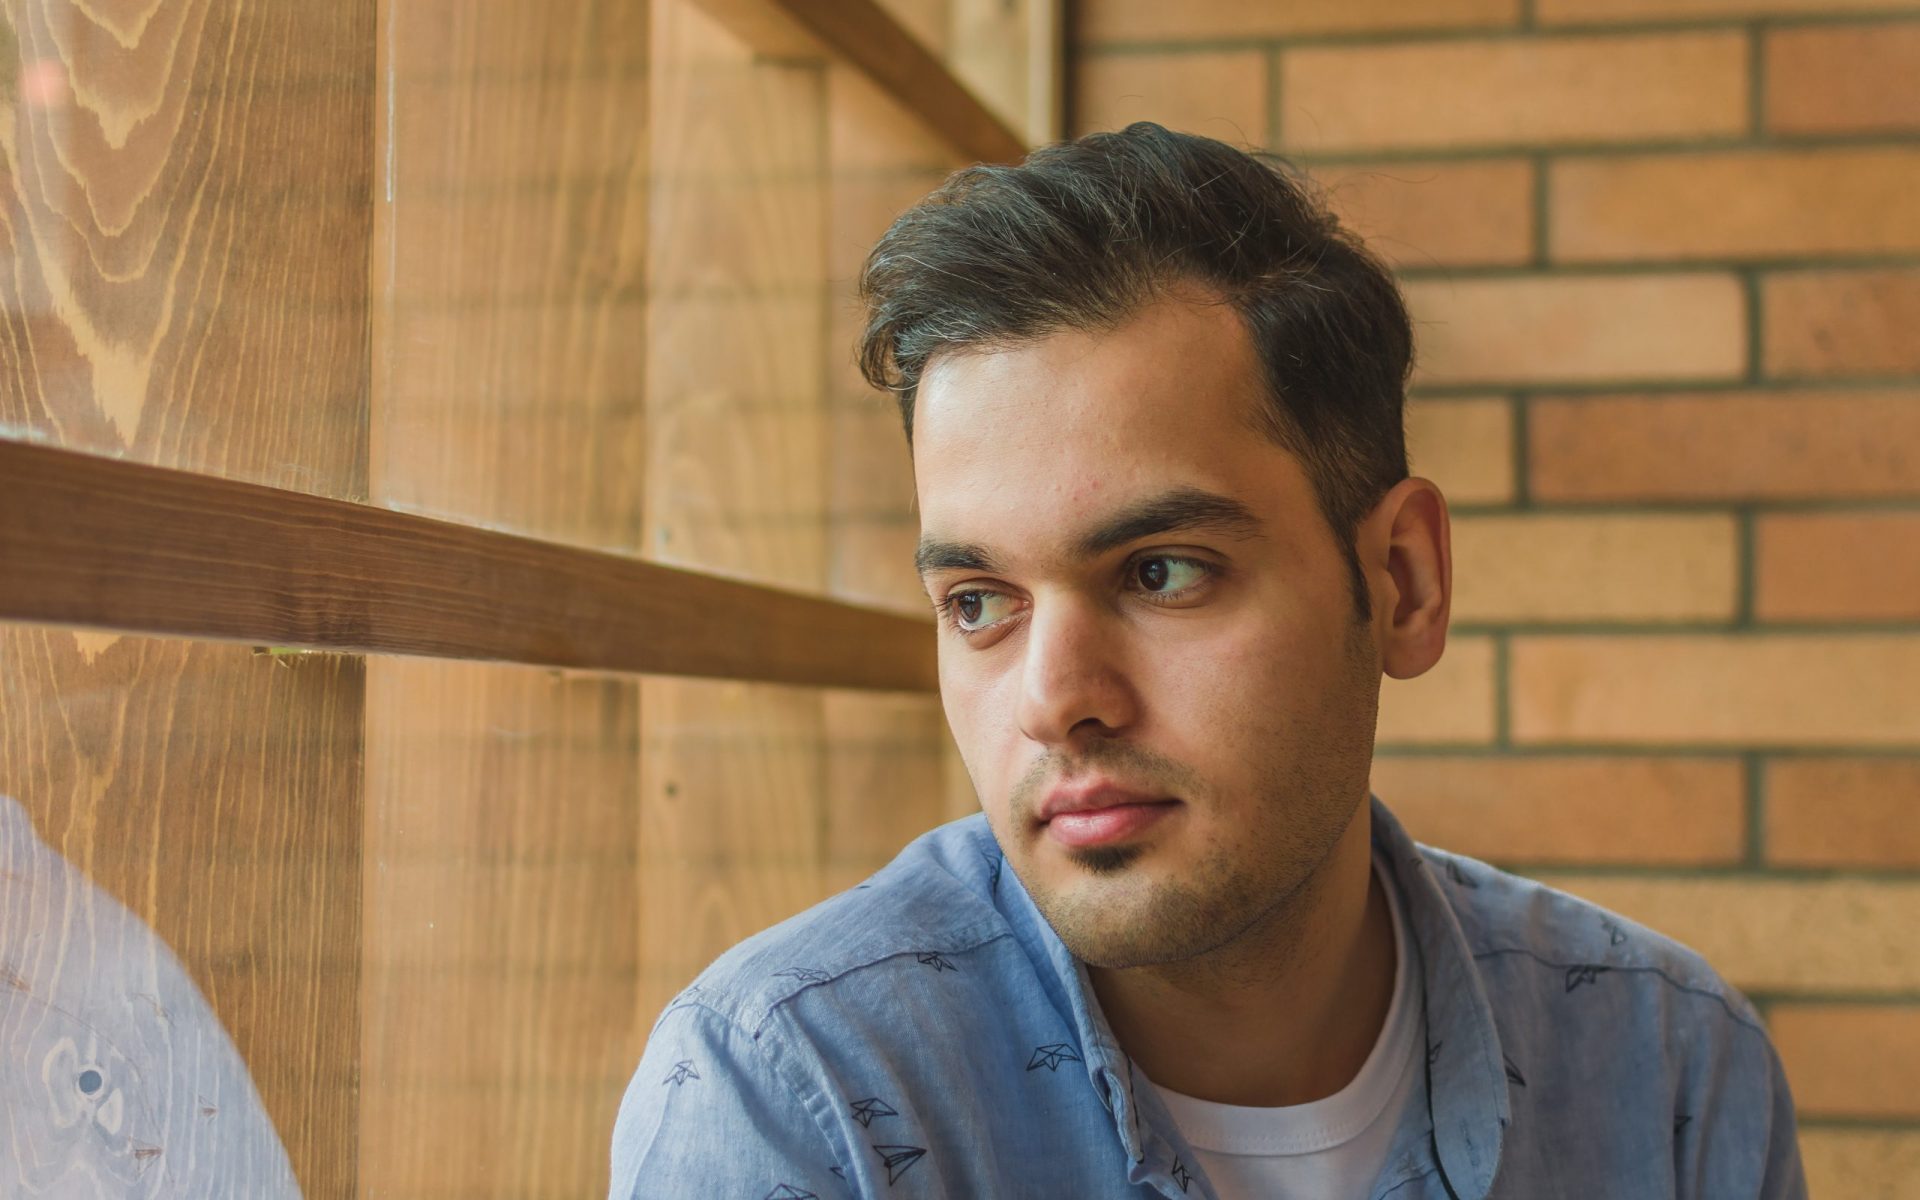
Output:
[1013, 618, 1381, 972]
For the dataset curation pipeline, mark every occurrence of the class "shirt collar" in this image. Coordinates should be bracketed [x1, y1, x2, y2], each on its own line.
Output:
[984, 794, 1509, 1200]
[1370, 794, 1509, 1200]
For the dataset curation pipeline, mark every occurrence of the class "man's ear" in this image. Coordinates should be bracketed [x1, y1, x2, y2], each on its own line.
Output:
[1363, 477, 1452, 681]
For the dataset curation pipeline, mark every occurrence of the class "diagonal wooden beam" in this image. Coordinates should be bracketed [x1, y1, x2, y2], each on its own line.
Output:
[694, 0, 1029, 165]
[0, 440, 936, 693]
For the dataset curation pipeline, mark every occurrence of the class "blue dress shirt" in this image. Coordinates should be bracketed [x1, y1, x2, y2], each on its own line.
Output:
[610, 796, 1807, 1198]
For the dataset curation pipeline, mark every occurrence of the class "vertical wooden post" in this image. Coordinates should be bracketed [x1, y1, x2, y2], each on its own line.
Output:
[362, 2, 650, 1194]
[0, 0, 376, 1191]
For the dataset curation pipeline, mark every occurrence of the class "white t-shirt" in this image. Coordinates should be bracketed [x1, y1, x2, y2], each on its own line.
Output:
[1145, 852, 1422, 1199]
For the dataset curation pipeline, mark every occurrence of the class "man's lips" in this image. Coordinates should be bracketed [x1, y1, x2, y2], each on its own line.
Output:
[1038, 782, 1171, 821]
[1038, 783, 1179, 849]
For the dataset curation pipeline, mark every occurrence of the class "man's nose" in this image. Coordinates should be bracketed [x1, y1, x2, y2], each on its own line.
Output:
[1014, 598, 1139, 746]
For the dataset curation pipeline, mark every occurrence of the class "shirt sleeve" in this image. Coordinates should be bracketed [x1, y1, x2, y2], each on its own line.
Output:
[1755, 1035, 1809, 1200]
[609, 1000, 850, 1200]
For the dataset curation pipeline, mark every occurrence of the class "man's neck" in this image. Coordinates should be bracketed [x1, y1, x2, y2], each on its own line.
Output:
[1085, 803, 1396, 1108]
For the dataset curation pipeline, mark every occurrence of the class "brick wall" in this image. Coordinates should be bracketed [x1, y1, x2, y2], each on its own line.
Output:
[1073, 3, 1920, 1193]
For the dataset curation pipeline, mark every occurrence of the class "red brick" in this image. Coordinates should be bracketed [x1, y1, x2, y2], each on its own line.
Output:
[1404, 275, 1745, 387]
[1311, 160, 1534, 268]
[1764, 268, 1920, 379]
[1768, 22, 1920, 135]
[1541, 0, 1920, 21]
[1075, 0, 1519, 44]
[1533, 874, 1920, 992]
[1767, 757, 1920, 868]
[1530, 390, 1920, 502]
[1756, 513, 1920, 622]
[1073, 50, 1269, 143]
[1376, 636, 1499, 745]
[1282, 32, 1746, 153]
[1510, 634, 1920, 746]
[1450, 514, 1738, 623]
[1371, 756, 1747, 863]
[1801, 1131, 1920, 1200]
[1405, 397, 1515, 505]
[1772, 1005, 1920, 1119]
[1553, 148, 1920, 262]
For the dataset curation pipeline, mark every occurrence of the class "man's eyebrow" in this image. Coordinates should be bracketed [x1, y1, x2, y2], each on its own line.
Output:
[914, 487, 1263, 578]
[914, 539, 1003, 578]
[1072, 487, 1265, 560]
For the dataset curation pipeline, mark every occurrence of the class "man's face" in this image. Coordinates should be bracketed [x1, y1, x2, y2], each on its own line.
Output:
[912, 292, 1384, 970]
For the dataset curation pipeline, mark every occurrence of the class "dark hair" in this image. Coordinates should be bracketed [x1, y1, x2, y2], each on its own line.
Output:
[856, 122, 1412, 621]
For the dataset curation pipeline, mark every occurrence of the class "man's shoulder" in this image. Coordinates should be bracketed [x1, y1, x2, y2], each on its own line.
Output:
[1410, 840, 1766, 1034]
[659, 813, 1015, 1038]
[1400, 841, 1805, 1197]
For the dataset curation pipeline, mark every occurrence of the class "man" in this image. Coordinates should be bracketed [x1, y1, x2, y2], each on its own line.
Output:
[609, 123, 1805, 1199]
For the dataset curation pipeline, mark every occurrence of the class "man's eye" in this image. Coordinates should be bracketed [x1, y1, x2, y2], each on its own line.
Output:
[1133, 557, 1209, 594]
[945, 590, 1014, 632]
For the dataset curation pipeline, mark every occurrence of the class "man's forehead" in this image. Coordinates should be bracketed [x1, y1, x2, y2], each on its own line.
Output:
[909, 292, 1267, 456]
[904, 293, 1314, 583]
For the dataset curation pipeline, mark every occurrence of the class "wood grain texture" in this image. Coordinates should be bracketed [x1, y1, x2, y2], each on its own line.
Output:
[640, 0, 838, 1024]
[0, 786, 304, 1194]
[360, 660, 640, 1199]
[361, 3, 652, 1194]
[821, 60, 980, 906]
[374, 0, 651, 552]
[0, 0, 374, 1191]
[0, 1, 1002, 1192]
[785, 0, 1027, 163]
[0, 0, 374, 499]
[0, 626, 363, 1197]
[0, 439, 938, 692]
[688, 0, 1027, 164]
[639, 0, 978, 1029]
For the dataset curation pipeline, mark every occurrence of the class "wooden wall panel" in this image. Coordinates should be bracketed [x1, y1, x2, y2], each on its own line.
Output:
[0, 0, 373, 498]
[0, 0, 373, 1192]
[1, 0, 1011, 1192]
[0, 629, 363, 1194]
[360, 661, 639, 1199]
[364, 2, 649, 1196]
[373, 2, 649, 549]
[640, 0, 977, 1024]
[821, 62, 979, 898]
[640, 0, 835, 1023]
[869, 0, 1056, 143]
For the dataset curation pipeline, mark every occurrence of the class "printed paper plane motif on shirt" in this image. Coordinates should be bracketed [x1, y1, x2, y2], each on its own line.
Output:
[1565, 964, 1611, 992]
[873, 1144, 927, 1184]
[1027, 1043, 1083, 1072]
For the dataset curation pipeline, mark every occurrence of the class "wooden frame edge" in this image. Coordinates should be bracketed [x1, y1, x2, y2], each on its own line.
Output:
[693, 0, 1029, 165]
[0, 441, 937, 693]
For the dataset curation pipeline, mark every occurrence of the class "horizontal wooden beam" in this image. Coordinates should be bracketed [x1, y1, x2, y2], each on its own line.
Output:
[694, 0, 1028, 165]
[0, 441, 937, 693]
